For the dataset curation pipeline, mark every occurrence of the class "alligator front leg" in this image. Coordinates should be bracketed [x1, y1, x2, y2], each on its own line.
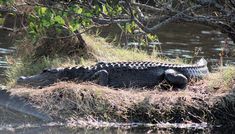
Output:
[164, 69, 188, 89]
[91, 70, 109, 86]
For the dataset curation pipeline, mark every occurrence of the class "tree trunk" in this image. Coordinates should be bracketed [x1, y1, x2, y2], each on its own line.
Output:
[34, 26, 89, 60]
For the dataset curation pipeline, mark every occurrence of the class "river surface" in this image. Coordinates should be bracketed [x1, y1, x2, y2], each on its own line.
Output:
[0, 23, 235, 133]
[0, 121, 233, 134]
[157, 23, 235, 65]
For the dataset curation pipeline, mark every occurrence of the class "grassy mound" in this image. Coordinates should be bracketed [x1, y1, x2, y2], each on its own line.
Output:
[10, 77, 235, 125]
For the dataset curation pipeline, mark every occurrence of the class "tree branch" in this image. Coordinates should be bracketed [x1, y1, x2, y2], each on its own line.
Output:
[131, 2, 163, 12]
[147, 5, 202, 31]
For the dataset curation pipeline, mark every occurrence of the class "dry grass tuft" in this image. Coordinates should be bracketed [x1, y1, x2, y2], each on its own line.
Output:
[206, 66, 235, 92]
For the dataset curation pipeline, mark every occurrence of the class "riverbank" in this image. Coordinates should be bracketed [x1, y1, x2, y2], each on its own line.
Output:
[3, 34, 235, 126]
[9, 76, 235, 125]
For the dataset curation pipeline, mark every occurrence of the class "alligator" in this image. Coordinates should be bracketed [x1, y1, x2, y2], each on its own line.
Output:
[17, 58, 209, 89]
[0, 86, 52, 121]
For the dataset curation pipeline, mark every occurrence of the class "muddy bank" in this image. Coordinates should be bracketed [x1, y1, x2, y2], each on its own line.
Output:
[8, 80, 235, 126]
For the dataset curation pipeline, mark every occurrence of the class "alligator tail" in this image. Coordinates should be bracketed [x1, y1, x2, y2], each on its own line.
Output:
[196, 58, 208, 66]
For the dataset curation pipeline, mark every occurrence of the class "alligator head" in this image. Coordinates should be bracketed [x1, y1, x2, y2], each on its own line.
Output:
[17, 68, 63, 87]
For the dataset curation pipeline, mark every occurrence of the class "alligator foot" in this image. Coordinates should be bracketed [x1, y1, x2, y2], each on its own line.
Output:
[91, 70, 109, 86]
[164, 69, 188, 89]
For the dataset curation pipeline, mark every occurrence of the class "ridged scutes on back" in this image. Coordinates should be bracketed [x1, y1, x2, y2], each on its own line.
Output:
[88, 60, 208, 71]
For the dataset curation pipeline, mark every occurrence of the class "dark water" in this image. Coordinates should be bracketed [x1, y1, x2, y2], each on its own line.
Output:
[157, 23, 235, 65]
[0, 24, 235, 133]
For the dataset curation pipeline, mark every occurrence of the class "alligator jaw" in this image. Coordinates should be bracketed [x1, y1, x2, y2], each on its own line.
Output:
[17, 70, 60, 87]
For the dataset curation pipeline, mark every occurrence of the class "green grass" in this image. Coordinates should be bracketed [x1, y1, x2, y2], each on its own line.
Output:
[84, 35, 156, 62]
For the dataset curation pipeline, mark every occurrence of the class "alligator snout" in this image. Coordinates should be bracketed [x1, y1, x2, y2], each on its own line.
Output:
[17, 76, 37, 85]
[16, 72, 60, 87]
[17, 76, 29, 85]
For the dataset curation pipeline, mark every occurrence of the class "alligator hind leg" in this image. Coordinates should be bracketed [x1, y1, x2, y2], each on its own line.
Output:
[91, 70, 109, 86]
[164, 69, 188, 89]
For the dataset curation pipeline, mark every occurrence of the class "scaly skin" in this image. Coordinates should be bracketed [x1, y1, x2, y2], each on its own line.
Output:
[17, 58, 209, 88]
